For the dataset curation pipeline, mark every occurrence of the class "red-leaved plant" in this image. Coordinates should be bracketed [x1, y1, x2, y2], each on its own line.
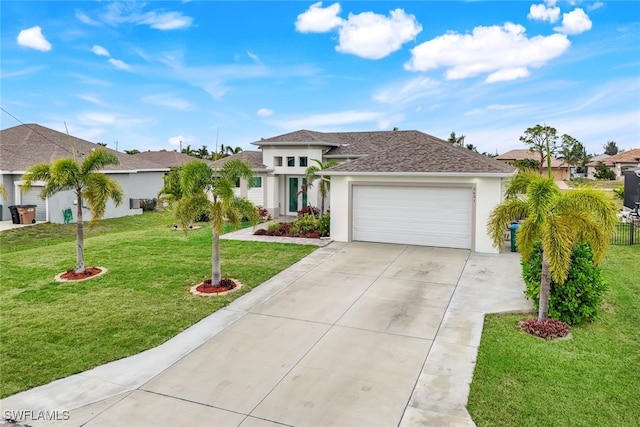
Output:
[520, 318, 570, 340]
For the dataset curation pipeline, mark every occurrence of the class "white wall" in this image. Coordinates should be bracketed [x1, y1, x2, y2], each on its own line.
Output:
[329, 174, 508, 254]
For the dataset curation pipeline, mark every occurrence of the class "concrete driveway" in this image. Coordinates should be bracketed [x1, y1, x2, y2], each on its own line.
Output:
[1, 242, 531, 427]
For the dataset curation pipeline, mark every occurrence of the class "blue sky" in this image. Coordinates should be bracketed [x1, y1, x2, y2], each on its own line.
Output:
[1, 1, 638, 155]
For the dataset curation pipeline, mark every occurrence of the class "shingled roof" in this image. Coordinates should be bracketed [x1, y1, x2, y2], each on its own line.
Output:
[496, 149, 567, 168]
[210, 150, 268, 170]
[134, 150, 215, 168]
[0, 124, 168, 173]
[586, 148, 640, 166]
[251, 129, 515, 174]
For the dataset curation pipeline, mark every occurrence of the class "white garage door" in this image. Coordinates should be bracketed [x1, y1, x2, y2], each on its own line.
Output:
[352, 185, 472, 249]
[20, 187, 47, 221]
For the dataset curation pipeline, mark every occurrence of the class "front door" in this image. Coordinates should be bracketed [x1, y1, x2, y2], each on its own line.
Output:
[287, 177, 307, 215]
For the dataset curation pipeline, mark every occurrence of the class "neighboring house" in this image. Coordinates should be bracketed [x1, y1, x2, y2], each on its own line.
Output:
[210, 151, 269, 206]
[586, 149, 640, 180]
[133, 150, 216, 169]
[218, 129, 516, 253]
[0, 124, 169, 224]
[584, 154, 610, 179]
[495, 149, 570, 180]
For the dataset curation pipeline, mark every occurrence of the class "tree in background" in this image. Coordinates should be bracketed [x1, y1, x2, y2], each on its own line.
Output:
[594, 161, 616, 180]
[513, 158, 540, 171]
[487, 170, 617, 321]
[124, 149, 140, 154]
[519, 124, 558, 176]
[195, 145, 210, 160]
[22, 150, 123, 273]
[558, 134, 585, 178]
[447, 131, 466, 147]
[225, 146, 243, 155]
[603, 141, 619, 156]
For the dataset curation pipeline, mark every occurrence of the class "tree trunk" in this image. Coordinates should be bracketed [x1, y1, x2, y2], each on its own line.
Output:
[211, 228, 221, 287]
[75, 194, 85, 274]
[538, 252, 551, 321]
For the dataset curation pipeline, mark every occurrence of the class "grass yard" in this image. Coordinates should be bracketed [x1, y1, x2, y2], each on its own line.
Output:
[467, 245, 640, 427]
[0, 211, 317, 398]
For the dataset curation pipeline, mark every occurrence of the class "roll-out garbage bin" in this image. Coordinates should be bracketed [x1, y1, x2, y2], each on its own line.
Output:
[509, 223, 520, 252]
[8, 205, 20, 224]
[15, 205, 37, 224]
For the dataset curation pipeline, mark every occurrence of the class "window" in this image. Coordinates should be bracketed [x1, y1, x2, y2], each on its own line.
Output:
[250, 177, 262, 188]
[299, 157, 308, 167]
[287, 156, 295, 167]
[274, 156, 283, 167]
[234, 178, 241, 188]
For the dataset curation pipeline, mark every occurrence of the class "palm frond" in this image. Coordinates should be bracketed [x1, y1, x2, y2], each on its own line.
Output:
[181, 161, 214, 195]
[486, 198, 528, 249]
[515, 218, 542, 261]
[526, 177, 559, 223]
[80, 149, 120, 176]
[83, 174, 124, 225]
[504, 170, 539, 198]
[541, 214, 577, 284]
[22, 163, 54, 192]
[50, 158, 81, 188]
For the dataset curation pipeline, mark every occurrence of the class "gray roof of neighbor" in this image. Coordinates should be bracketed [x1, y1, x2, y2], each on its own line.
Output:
[134, 150, 215, 168]
[210, 151, 268, 170]
[255, 129, 515, 174]
[0, 124, 168, 173]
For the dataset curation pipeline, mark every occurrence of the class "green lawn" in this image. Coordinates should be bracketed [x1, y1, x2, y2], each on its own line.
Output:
[0, 211, 316, 397]
[468, 245, 640, 427]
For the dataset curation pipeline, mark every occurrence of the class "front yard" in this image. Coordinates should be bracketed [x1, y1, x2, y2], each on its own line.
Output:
[0, 211, 316, 398]
[468, 245, 640, 426]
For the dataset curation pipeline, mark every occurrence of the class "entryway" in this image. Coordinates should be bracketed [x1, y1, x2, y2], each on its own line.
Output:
[287, 176, 307, 215]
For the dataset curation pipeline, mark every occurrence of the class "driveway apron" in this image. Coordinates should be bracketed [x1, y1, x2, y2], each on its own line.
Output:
[1, 242, 531, 427]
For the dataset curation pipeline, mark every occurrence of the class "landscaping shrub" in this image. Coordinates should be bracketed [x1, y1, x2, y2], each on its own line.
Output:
[297, 205, 319, 217]
[519, 318, 570, 340]
[522, 242, 607, 325]
[293, 214, 319, 233]
[257, 206, 271, 221]
[613, 185, 624, 200]
[318, 213, 330, 237]
[140, 198, 157, 212]
[594, 162, 616, 180]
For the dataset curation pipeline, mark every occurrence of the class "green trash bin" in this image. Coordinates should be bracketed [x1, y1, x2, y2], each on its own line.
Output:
[509, 223, 520, 252]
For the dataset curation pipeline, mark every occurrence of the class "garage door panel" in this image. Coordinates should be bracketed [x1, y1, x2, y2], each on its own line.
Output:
[353, 186, 472, 249]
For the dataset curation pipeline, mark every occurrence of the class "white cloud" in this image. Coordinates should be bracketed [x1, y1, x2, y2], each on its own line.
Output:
[17, 26, 52, 52]
[373, 76, 442, 105]
[528, 3, 560, 23]
[75, 94, 108, 107]
[275, 110, 382, 129]
[92, 45, 110, 57]
[257, 108, 273, 117]
[139, 11, 193, 30]
[295, 2, 343, 33]
[554, 8, 592, 35]
[141, 94, 193, 110]
[337, 9, 422, 60]
[76, 112, 118, 126]
[75, 10, 100, 26]
[405, 23, 570, 83]
[588, 2, 604, 12]
[247, 50, 261, 63]
[295, 3, 421, 60]
[108, 58, 131, 70]
[168, 135, 195, 147]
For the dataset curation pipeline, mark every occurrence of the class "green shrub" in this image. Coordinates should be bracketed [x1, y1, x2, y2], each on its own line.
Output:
[613, 185, 624, 200]
[267, 223, 281, 232]
[594, 162, 616, 180]
[522, 242, 607, 325]
[293, 214, 319, 233]
[318, 213, 330, 237]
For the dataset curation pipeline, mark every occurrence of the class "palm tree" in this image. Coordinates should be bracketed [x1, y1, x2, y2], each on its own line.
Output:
[174, 160, 258, 287]
[304, 158, 339, 216]
[22, 150, 123, 273]
[487, 170, 617, 321]
[225, 146, 243, 155]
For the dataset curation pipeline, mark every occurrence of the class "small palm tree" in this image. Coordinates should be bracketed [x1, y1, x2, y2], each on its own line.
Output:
[304, 159, 338, 215]
[225, 146, 243, 155]
[22, 150, 123, 273]
[174, 160, 258, 287]
[487, 170, 617, 321]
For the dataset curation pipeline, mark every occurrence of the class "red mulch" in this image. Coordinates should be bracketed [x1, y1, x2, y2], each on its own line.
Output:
[195, 278, 237, 294]
[60, 267, 103, 281]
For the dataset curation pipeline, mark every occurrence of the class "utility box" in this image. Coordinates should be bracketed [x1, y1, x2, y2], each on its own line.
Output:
[16, 205, 37, 224]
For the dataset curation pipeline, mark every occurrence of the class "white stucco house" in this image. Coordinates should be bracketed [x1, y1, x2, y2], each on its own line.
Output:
[215, 129, 516, 254]
[0, 124, 169, 224]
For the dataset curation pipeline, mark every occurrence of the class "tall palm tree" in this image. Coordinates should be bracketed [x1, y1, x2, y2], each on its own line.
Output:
[22, 150, 123, 273]
[487, 171, 617, 321]
[225, 146, 243, 155]
[304, 158, 339, 216]
[174, 160, 258, 287]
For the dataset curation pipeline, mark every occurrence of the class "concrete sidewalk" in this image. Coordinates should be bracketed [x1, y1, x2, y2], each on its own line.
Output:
[1, 242, 532, 427]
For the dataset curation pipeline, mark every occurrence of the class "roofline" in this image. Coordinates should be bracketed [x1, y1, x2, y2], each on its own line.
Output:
[0, 168, 169, 175]
[323, 154, 366, 159]
[319, 171, 516, 178]
[251, 141, 340, 148]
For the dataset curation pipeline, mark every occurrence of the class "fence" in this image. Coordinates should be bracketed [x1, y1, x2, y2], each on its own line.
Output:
[611, 221, 640, 245]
